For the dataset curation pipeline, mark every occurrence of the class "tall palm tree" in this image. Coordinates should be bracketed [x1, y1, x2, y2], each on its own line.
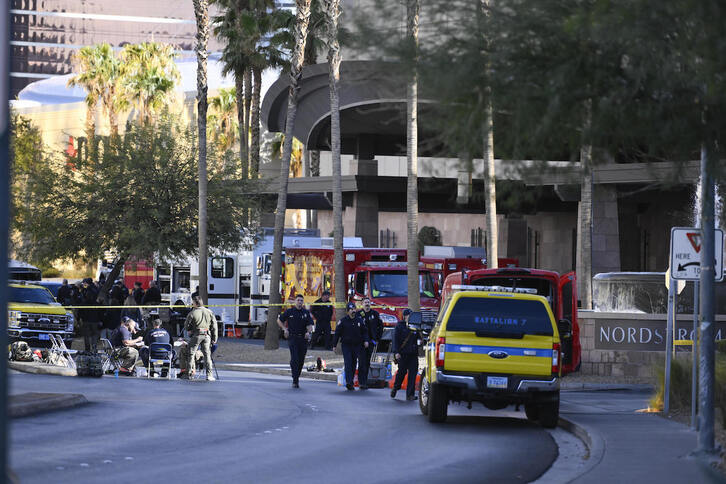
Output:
[406, 0, 421, 312]
[250, 66, 262, 177]
[481, 0, 497, 269]
[578, 104, 593, 309]
[208, 87, 238, 152]
[194, 0, 210, 303]
[119, 42, 180, 124]
[68, 43, 121, 138]
[265, 0, 313, 350]
[323, 0, 344, 319]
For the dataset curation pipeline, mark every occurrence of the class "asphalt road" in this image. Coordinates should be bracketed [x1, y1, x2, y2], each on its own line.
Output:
[9, 371, 557, 483]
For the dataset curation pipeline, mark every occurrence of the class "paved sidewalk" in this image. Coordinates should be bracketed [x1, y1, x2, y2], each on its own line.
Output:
[561, 390, 725, 483]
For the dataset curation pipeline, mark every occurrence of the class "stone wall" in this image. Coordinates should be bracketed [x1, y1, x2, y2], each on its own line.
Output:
[577, 311, 726, 380]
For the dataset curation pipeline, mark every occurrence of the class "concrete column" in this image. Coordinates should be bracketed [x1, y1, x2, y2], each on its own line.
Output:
[591, 184, 621, 276]
[352, 159, 379, 247]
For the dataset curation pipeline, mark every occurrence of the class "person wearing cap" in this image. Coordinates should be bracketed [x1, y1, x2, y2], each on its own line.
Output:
[277, 294, 314, 388]
[310, 290, 334, 350]
[110, 316, 143, 375]
[333, 302, 370, 390]
[391, 309, 419, 401]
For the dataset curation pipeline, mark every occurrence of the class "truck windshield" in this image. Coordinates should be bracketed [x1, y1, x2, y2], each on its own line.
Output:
[10, 286, 57, 305]
[446, 296, 553, 336]
[371, 271, 436, 298]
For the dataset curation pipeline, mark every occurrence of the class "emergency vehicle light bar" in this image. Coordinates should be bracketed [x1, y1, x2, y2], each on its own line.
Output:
[452, 284, 538, 294]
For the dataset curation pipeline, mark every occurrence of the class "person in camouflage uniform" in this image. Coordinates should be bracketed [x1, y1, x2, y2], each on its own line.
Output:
[179, 295, 218, 381]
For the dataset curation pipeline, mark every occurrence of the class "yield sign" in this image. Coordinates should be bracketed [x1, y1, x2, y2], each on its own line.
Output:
[670, 227, 724, 281]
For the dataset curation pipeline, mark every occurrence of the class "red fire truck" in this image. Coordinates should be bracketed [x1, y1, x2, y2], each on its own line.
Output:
[440, 267, 581, 374]
[284, 248, 440, 327]
[420, 245, 519, 294]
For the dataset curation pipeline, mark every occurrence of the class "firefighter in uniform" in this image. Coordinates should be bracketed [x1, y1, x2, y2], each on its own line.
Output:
[359, 297, 383, 377]
[334, 302, 369, 390]
[278, 294, 314, 388]
[391, 308, 419, 401]
[181, 295, 218, 381]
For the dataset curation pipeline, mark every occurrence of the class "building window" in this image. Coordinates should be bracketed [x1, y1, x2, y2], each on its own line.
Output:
[471, 227, 485, 248]
[379, 229, 397, 248]
[528, 228, 540, 269]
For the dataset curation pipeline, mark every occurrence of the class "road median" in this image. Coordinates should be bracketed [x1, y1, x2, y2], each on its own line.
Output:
[9, 361, 76, 377]
[9, 392, 88, 418]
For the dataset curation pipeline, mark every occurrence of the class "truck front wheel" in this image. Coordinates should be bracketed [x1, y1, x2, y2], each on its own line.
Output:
[419, 371, 429, 416]
[428, 383, 448, 423]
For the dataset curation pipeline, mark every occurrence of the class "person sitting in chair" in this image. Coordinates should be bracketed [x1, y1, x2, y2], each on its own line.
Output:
[140, 319, 174, 375]
[111, 316, 143, 375]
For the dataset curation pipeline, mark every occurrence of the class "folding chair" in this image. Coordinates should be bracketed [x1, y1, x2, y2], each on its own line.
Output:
[147, 343, 174, 379]
[98, 338, 121, 374]
[48, 334, 77, 370]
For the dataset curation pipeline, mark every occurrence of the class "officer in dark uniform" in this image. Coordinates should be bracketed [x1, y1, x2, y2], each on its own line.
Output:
[310, 290, 334, 350]
[277, 294, 314, 388]
[391, 309, 419, 401]
[333, 302, 369, 390]
[359, 297, 383, 376]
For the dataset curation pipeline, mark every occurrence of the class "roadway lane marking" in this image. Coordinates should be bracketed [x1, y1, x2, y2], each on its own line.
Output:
[103, 460, 112, 464]
[80, 463, 89, 467]
[124, 457, 134, 461]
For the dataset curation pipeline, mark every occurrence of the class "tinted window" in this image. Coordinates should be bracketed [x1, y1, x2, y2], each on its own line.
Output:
[446, 296, 553, 336]
[9, 286, 57, 305]
[371, 271, 435, 298]
[561, 279, 573, 322]
[211, 257, 234, 278]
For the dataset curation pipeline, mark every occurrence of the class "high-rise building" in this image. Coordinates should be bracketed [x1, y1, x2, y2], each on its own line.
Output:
[10, 0, 224, 98]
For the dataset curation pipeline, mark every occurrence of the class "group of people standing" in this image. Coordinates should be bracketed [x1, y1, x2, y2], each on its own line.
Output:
[277, 293, 419, 400]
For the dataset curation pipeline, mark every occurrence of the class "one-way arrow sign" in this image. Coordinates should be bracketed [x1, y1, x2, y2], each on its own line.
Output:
[670, 227, 724, 281]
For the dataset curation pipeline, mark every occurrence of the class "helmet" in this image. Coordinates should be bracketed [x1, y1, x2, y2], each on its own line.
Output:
[346, 302, 356, 311]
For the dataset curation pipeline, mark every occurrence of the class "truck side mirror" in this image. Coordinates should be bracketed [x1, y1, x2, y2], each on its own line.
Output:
[557, 319, 572, 339]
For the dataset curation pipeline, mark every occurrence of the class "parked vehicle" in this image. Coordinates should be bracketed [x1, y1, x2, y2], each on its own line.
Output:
[7, 280, 74, 348]
[8, 259, 42, 281]
[420, 245, 519, 293]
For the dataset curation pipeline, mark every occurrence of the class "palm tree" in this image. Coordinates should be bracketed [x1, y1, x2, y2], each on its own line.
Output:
[208, 87, 238, 152]
[68, 43, 121, 138]
[265, 0, 313, 350]
[578, 104, 593, 309]
[323, 0, 344, 319]
[406, 0, 421, 312]
[270, 133, 304, 177]
[194, 0, 210, 304]
[119, 42, 180, 124]
[481, 0, 497, 269]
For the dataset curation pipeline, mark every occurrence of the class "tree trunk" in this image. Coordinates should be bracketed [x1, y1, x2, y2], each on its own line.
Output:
[97, 255, 126, 305]
[406, 0, 420, 312]
[194, 0, 210, 304]
[577, 142, 593, 309]
[484, 101, 498, 269]
[85, 104, 96, 145]
[244, 67, 252, 175]
[236, 73, 248, 179]
[325, 0, 345, 320]
[265, 0, 313, 350]
[251, 66, 262, 178]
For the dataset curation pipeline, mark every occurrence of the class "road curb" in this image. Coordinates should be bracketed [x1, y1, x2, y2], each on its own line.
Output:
[554, 416, 605, 482]
[9, 393, 88, 418]
[218, 364, 339, 382]
[9, 361, 76, 377]
[561, 382, 654, 392]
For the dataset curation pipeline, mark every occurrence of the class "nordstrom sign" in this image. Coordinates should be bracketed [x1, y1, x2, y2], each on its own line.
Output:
[595, 319, 725, 351]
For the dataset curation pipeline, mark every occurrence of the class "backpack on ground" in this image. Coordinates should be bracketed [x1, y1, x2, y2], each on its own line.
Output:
[75, 351, 104, 377]
[10, 342, 33, 362]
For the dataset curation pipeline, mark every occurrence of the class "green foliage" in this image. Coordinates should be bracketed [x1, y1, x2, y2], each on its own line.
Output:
[418, 226, 442, 253]
[12, 113, 269, 266]
[651, 354, 726, 429]
[208, 87, 239, 152]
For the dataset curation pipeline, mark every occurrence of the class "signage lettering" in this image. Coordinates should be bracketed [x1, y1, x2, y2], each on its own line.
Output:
[595, 319, 724, 351]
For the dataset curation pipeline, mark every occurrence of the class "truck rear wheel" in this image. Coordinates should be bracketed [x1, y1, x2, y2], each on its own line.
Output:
[524, 403, 539, 422]
[419, 372, 429, 416]
[538, 400, 560, 428]
[428, 383, 448, 423]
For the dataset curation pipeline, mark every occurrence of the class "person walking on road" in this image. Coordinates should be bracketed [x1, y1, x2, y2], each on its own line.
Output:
[181, 295, 218, 381]
[391, 309, 419, 401]
[310, 290, 334, 350]
[359, 297, 383, 379]
[333, 302, 369, 391]
[278, 294, 314, 388]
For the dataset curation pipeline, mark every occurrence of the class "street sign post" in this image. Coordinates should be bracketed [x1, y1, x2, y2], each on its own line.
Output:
[670, 227, 724, 281]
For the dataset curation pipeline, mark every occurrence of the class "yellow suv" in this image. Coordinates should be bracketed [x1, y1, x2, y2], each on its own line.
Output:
[419, 286, 569, 428]
[8, 281, 75, 347]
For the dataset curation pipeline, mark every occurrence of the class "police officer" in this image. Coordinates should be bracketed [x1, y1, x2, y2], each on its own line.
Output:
[391, 309, 419, 401]
[181, 295, 218, 381]
[310, 290, 334, 350]
[79, 278, 101, 352]
[333, 302, 369, 390]
[359, 297, 383, 376]
[277, 294, 314, 388]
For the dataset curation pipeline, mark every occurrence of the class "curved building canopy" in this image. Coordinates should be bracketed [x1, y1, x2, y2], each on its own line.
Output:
[262, 60, 441, 158]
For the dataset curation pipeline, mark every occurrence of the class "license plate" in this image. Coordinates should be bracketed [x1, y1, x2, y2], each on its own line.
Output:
[38, 334, 50, 341]
[487, 376, 508, 389]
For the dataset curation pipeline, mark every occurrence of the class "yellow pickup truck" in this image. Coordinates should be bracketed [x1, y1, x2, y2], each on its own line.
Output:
[8, 281, 75, 348]
[419, 286, 570, 428]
